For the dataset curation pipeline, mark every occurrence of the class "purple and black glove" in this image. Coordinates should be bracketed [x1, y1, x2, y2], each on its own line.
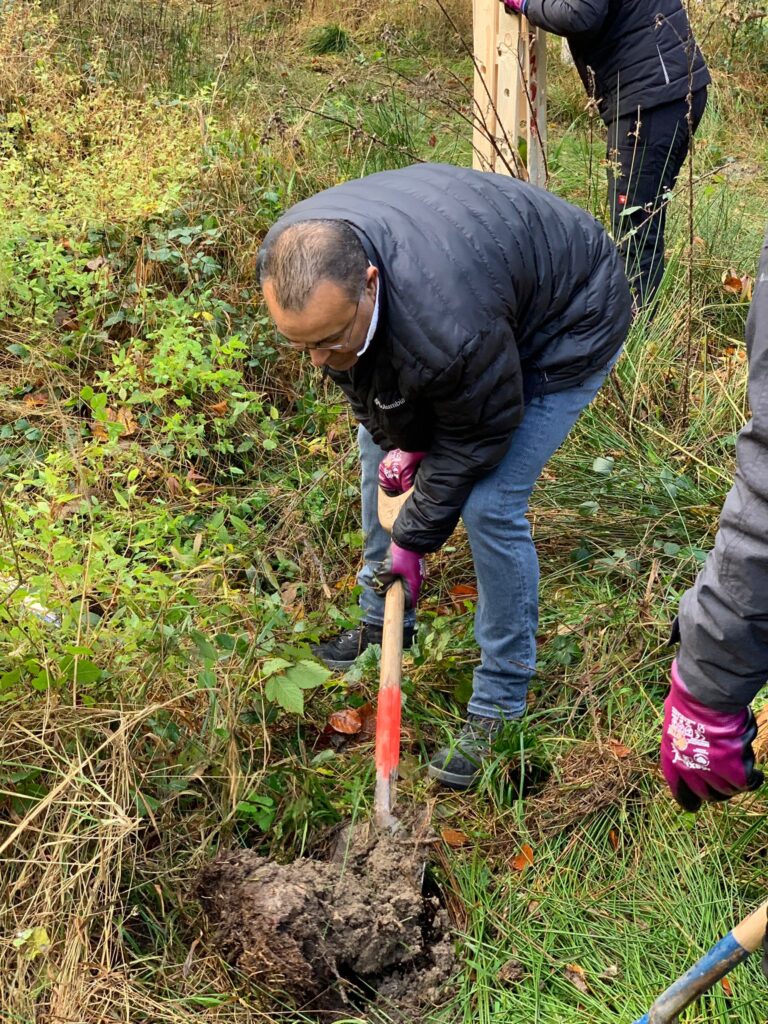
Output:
[661, 660, 763, 812]
[378, 449, 427, 496]
[372, 544, 425, 610]
[500, 0, 527, 13]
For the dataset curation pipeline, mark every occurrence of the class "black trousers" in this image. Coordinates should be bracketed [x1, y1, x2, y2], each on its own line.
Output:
[605, 87, 707, 307]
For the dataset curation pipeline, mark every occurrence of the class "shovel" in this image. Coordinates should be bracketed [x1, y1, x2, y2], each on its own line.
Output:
[373, 487, 413, 832]
[633, 895, 767, 1023]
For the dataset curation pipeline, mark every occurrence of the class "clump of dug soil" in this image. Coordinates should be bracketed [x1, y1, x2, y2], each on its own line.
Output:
[195, 823, 457, 1020]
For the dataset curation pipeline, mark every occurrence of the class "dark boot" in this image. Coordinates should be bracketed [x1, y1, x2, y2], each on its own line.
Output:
[311, 622, 415, 671]
[428, 714, 503, 790]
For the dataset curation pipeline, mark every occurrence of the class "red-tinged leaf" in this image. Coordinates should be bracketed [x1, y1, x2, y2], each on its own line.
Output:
[608, 828, 619, 851]
[721, 976, 733, 997]
[510, 843, 534, 871]
[209, 400, 228, 417]
[328, 708, 362, 735]
[427, 134, 437, 147]
[607, 738, 632, 758]
[722, 269, 743, 295]
[440, 827, 470, 847]
[564, 963, 590, 994]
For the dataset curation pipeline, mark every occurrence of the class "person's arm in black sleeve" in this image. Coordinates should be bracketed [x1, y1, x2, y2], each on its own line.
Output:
[391, 321, 524, 553]
[519, 0, 609, 37]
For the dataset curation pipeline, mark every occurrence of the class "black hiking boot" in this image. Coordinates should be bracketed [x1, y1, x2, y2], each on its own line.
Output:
[311, 622, 415, 672]
[428, 714, 503, 790]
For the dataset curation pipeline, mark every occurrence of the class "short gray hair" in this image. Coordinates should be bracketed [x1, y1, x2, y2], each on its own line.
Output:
[256, 219, 368, 311]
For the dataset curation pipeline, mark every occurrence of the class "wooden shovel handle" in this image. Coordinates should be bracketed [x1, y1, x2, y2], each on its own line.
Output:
[373, 487, 412, 832]
[377, 487, 413, 533]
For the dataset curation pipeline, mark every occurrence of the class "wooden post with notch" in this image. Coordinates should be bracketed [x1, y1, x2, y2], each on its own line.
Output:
[472, 0, 547, 187]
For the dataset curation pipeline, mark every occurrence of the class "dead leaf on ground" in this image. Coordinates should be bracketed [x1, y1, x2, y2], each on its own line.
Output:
[23, 392, 48, 408]
[722, 269, 754, 301]
[165, 474, 182, 497]
[358, 701, 376, 737]
[328, 708, 362, 735]
[607, 738, 632, 758]
[721, 976, 733, 997]
[209, 400, 228, 417]
[279, 581, 303, 617]
[440, 827, 470, 847]
[510, 843, 534, 871]
[449, 583, 478, 605]
[599, 964, 620, 981]
[564, 963, 590, 994]
[90, 421, 109, 441]
[498, 958, 526, 985]
[115, 407, 138, 436]
[608, 828, 620, 851]
[85, 255, 108, 272]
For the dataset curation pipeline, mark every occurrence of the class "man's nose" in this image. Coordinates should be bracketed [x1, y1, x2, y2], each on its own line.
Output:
[309, 348, 330, 368]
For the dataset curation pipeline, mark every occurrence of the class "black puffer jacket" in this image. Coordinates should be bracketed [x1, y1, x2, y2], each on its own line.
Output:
[266, 164, 631, 552]
[523, 0, 710, 122]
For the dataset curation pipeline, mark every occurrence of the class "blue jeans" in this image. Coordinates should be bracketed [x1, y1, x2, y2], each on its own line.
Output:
[356, 352, 620, 719]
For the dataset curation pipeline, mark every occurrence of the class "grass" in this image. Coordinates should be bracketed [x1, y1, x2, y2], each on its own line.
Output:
[1, 1, 768, 1022]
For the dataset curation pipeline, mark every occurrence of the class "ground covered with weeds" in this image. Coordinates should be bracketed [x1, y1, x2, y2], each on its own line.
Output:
[1, 1, 768, 1022]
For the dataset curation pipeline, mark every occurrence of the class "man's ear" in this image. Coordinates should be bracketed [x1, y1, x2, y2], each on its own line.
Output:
[365, 264, 379, 299]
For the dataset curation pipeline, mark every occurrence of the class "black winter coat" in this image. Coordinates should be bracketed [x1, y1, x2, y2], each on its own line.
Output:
[523, 0, 710, 122]
[265, 164, 631, 553]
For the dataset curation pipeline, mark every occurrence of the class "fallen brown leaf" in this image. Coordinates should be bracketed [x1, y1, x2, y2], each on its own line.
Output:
[115, 407, 138, 436]
[23, 392, 48, 407]
[449, 583, 478, 605]
[328, 708, 362, 735]
[599, 964, 620, 981]
[607, 738, 632, 758]
[510, 843, 534, 871]
[498, 958, 525, 984]
[564, 963, 590, 994]
[209, 400, 228, 417]
[440, 827, 470, 847]
[358, 701, 377, 738]
[721, 976, 733, 997]
[608, 828, 619, 851]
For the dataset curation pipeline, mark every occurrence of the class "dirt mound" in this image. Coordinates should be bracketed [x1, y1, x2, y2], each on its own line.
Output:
[525, 740, 645, 839]
[195, 823, 457, 1020]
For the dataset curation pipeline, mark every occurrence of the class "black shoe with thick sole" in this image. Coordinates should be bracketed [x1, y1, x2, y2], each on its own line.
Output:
[311, 622, 415, 671]
[428, 714, 503, 790]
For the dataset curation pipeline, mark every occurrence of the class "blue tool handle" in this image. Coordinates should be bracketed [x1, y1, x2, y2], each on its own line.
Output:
[633, 898, 767, 1024]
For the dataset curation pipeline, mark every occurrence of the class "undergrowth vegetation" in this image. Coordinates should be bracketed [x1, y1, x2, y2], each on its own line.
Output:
[1, 1, 768, 1021]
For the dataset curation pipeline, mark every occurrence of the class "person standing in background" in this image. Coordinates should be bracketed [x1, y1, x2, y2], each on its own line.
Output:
[501, 0, 710, 307]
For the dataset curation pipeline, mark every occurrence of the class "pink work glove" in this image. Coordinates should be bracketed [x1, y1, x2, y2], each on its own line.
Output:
[661, 660, 763, 812]
[378, 449, 427, 496]
[372, 544, 425, 610]
[500, 0, 527, 13]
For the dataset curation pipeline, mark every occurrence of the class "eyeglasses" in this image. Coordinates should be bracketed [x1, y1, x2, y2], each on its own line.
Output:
[276, 292, 363, 354]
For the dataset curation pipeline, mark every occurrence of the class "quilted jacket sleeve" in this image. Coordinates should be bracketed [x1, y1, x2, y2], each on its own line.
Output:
[523, 0, 609, 36]
[391, 320, 524, 553]
[676, 230, 768, 710]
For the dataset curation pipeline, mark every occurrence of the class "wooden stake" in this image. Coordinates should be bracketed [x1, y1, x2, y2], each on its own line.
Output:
[472, 0, 547, 186]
